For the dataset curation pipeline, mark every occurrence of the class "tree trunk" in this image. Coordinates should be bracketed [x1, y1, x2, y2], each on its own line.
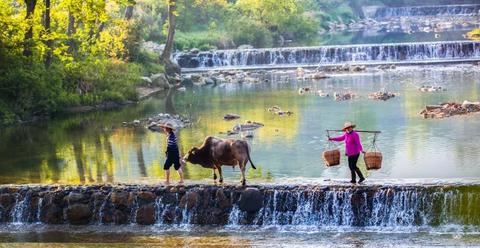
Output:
[124, 6, 133, 20]
[124, 0, 135, 20]
[160, 0, 176, 62]
[43, 0, 52, 67]
[23, 0, 37, 57]
[160, 0, 181, 76]
[67, 11, 76, 54]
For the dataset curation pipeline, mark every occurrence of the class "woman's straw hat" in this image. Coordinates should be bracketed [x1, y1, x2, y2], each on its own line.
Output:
[158, 122, 176, 130]
[342, 122, 356, 131]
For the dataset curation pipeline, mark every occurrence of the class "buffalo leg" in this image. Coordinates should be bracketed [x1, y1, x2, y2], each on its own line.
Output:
[213, 169, 217, 183]
[240, 162, 246, 186]
[217, 166, 224, 183]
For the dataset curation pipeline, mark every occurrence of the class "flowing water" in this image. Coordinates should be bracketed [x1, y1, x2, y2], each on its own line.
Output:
[365, 4, 480, 19]
[173, 41, 480, 69]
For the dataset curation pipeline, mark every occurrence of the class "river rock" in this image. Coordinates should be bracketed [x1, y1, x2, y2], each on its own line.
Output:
[112, 209, 128, 224]
[181, 75, 194, 87]
[142, 41, 165, 54]
[0, 194, 14, 209]
[66, 192, 86, 204]
[224, 113, 240, 120]
[41, 203, 63, 224]
[141, 76, 152, 85]
[191, 74, 203, 82]
[136, 203, 156, 225]
[66, 203, 92, 225]
[238, 44, 254, 50]
[111, 191, 130, 207]
[420, 101, 480, 119]
[190, 48, 200, 55]
[216, 189, 231, 209]
[419, 85, 446, 92]
[137, 191, 156, 203]
[267, 106, 293, 116]
[369, 91, 396, 101]
[206, 77, 216, 85]
[162, 208, 175, 224]
[150, 73, 171, 89]
[238, 188, 263, 212]
[232, 121, 264, 132]
[311, 72, 328, 79]
[180, 192, 199, 210]
[334, 92, 356, 101]
[162, 192, 177, 205]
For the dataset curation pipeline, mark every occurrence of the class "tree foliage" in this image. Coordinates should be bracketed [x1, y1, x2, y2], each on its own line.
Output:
[0, 0, 157, 124]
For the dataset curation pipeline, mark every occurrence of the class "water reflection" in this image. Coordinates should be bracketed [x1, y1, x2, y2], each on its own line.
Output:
[0, 67, 479, 184]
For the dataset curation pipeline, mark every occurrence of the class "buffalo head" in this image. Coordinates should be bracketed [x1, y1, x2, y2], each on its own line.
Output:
[183, 147, 200, 164]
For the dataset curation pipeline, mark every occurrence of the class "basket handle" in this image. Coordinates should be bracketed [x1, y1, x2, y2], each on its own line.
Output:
[326, 130, 339, 150]
[367, 132, 380, 152]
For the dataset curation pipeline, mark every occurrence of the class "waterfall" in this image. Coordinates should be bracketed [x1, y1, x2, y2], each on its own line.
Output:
[172, 41, 480, 69]
[0, 184, 479, 228]
[11, 193, 29, 224]
[369, 4, 480, 19]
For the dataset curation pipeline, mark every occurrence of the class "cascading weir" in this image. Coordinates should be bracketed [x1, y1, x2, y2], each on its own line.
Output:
[0, 184, 479, 227]
[364, 4, 480, 19]
[173, 41, 480, 69]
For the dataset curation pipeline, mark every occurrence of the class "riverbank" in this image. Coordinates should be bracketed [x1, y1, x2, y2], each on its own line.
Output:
[1, 181, 478, 226]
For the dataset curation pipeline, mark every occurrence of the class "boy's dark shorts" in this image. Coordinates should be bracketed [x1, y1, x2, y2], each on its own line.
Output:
[164, 150, 181, 170]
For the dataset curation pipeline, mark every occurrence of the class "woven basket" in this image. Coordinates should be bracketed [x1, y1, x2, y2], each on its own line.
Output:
[323, 149, 340, 167]
[364, 152, 382, 170]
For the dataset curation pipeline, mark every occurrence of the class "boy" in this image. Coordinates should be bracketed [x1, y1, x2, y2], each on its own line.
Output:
[159, 122, 184, 185]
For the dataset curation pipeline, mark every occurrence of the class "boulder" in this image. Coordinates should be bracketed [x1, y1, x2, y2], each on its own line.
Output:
[237, 44, 254, 50]
[162, 192, 177, 205]
[180, 192, 199, 210]
[111, 191, 130, 207]
[137, 191, 156, 203]
[238, 188, 263, 212]
[312, 72, 328, 80]
[112, 209, 128, 224]
[41, 203, 63, 224]
[224, 114, 240, 121]
[350, 65, 366, 72]
[181, 75, 194, 87]
[190, 48, 200, 55]
[66, 192, 85, 204]
[368, 91, 396, 101]
[216, 189, 231, 209]
[136, 203, 156, 225]
[150, 73, 171, 89]
[162, 208, 175, 224]
[0, 194, 14, 208]
[204, 77, 215, 85]
[66, 203, 92, 225]
[142, 41, 165, 54]
[141, 76, 152, 85]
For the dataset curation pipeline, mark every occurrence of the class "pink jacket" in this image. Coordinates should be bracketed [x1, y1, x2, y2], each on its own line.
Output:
[330, 131, 363, 156]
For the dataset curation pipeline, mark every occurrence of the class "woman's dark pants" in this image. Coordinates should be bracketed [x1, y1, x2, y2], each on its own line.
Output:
[348, 154, 365, 182]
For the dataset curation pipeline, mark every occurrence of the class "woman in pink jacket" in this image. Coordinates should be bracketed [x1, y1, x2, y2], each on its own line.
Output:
[329, 122, 366, 184]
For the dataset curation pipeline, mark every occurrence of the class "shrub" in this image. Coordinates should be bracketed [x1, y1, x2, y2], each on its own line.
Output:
[227, 17, 274, 48]
[174, 31, 224, 51]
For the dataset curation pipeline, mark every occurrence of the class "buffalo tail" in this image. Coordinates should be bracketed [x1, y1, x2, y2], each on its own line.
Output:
[246, 144, 256, 169]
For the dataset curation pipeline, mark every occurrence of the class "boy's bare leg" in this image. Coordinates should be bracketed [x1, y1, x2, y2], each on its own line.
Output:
[164, 169, 170, 185]
[177, 168, 184, 184]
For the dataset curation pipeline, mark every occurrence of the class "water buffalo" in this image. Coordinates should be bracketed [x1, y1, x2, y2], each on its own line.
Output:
[183, 136, 256, 185]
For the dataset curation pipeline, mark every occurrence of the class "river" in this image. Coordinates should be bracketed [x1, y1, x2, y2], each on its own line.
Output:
[1, 65, 480, 184]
